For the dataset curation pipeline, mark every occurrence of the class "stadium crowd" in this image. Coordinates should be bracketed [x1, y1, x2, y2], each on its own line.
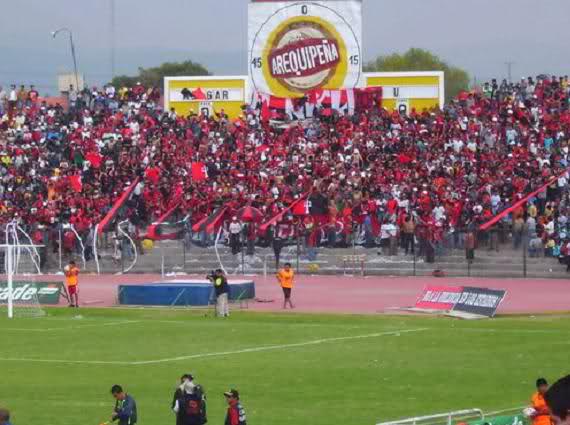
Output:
[0, 75, 570, 267]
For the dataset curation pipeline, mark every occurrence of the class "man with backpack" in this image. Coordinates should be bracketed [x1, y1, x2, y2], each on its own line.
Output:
[208, 269, 230, 317]
[173, 376, 207, 425]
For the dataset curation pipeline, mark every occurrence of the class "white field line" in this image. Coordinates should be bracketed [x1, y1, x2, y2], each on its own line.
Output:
[1, 320, 142, 332]
[454, 328, 570, 335]
[0, 327, 427, 366]
[150, 319, 368, 330]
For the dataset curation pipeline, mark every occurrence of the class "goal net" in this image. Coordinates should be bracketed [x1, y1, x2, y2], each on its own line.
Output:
[0, 240, 49, 319]
[0, 281, 47, 318]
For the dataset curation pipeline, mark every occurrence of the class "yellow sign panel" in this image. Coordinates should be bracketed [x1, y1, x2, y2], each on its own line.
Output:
[164, 76, 248, 120]
[364, 71, 444, 113]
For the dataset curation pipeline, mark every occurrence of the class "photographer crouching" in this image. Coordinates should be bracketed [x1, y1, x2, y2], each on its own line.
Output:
[207, 269, 230, 317]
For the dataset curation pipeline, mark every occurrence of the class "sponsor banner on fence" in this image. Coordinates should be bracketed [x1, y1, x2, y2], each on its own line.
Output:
[415, 285, 464, 311]
[0, 282, 63, 305]
[452, 286, 507, 318]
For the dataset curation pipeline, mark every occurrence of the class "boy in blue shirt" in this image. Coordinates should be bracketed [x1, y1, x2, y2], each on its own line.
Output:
[111, 385, 137, 425]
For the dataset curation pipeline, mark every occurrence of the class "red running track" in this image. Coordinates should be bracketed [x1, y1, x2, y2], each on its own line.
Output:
[31, 273, 570, 315]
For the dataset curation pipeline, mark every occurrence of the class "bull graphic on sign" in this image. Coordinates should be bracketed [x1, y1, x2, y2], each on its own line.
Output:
[181, 88, 195, 100]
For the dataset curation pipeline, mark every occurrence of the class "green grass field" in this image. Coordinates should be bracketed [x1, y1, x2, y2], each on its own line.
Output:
[1, 308, 569, 425]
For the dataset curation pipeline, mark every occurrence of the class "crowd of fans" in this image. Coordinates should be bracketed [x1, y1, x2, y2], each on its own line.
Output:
[0, 74, 570, 268]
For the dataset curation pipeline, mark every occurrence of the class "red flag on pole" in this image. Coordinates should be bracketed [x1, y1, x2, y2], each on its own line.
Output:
[292, 199, 310, 216]
[259, 193, 310, 233]
[69, 175, 82, 193]
[85, 152, 103, 168]
[191, 162, 208, 181]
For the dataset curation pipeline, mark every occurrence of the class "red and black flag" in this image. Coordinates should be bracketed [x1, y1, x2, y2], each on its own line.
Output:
[192, 207, 228, 234]
[146, 202, 186, 240]
[235, 206, 264, 223]
[97, 177, 140, 234]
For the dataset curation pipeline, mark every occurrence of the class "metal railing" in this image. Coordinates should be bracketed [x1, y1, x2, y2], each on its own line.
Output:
[376, 408, 484, 425]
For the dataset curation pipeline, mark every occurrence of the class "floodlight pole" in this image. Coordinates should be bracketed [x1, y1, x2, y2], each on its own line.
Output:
[505, 61, 515, 84]
[110, 0, 116, 78]
[52, 28, 80, 90]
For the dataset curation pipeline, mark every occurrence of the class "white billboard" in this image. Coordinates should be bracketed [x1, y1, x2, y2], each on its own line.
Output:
[248, 0, 363, 99]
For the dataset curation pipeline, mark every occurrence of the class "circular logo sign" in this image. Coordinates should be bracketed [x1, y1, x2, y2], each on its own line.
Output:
[267, 20, 343, 92]
[250, 3, 362, 98]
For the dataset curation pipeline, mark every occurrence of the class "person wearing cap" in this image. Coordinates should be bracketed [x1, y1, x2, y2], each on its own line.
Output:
[228, 217, 242, 256]
[224, 389, 246, 425]
[173, 374, 207, 425]
[530, 378, 552, 425]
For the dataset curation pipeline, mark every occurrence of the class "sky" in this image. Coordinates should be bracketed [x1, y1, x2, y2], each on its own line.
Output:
[1, 0, 569, 95]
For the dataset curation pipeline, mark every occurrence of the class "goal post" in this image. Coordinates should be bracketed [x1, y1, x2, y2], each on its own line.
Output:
[7, 243, 13, 318]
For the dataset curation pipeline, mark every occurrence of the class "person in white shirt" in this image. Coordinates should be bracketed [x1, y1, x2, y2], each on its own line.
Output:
[228, 217, 242, 256]
[544, 219, 555, 237]
[379, 221, 398, 256]
[0, 86, 7, 115]
[8, 85, 17, 112]
[433, 204, 446, 222]
[452, 138, 464, 153]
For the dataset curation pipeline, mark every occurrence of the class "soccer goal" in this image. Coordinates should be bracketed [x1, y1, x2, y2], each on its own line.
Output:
[0, 243, 47, 319]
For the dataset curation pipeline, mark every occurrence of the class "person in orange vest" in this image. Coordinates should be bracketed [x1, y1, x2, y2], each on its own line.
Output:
[276, 262, 295, 309]
[64, 260, 80, 307]
[531, 378, 552, 425]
